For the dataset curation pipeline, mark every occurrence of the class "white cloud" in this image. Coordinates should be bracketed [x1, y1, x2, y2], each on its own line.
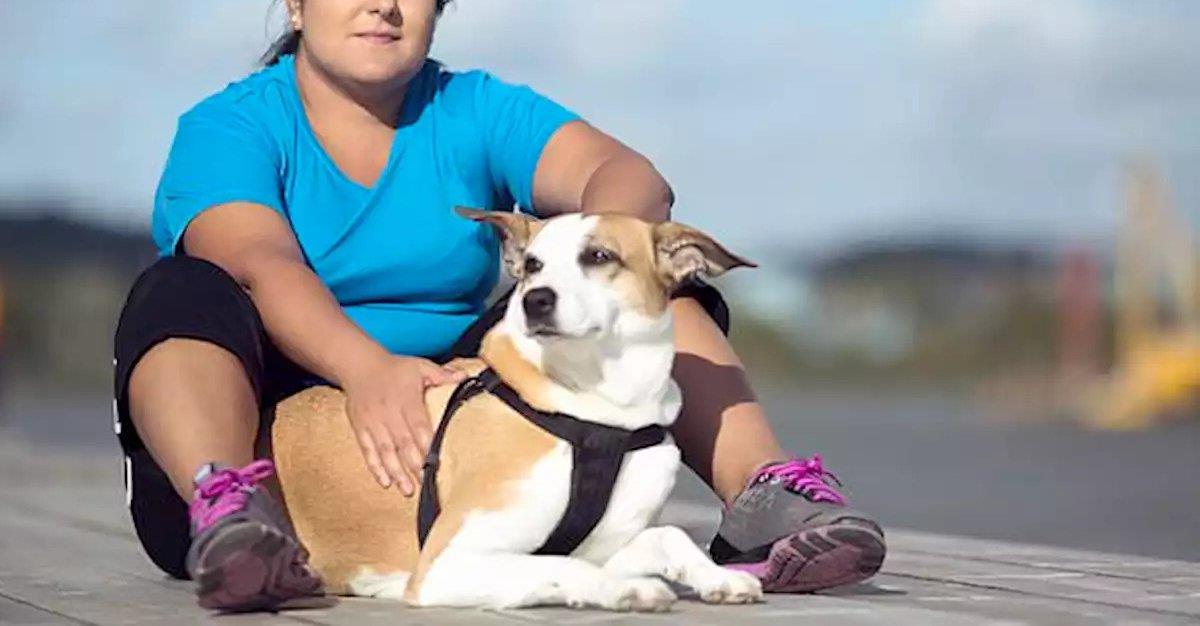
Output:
[921, 0, 1099, 56]
[906, 0, 1200, 243]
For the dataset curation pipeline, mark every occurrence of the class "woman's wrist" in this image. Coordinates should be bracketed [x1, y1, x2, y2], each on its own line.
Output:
[327, 340, 393, 390]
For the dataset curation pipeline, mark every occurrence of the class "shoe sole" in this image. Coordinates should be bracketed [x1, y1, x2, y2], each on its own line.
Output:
[194, 522, 322, 611]
[725, 521, 886, 593]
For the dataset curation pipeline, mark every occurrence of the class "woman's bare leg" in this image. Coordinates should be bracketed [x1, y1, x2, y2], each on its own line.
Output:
[127, 338, 258, 500]
[669, 298, 788, 504]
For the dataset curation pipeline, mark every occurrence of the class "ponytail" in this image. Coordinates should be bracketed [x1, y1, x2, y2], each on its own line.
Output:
[262, 29, 300, 66]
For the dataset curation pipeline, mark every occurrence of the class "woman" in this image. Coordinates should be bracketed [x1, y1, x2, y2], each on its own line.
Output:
[113, 0, 885, 610]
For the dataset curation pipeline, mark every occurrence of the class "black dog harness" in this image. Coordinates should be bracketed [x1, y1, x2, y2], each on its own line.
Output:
[416, 368, 668, 556]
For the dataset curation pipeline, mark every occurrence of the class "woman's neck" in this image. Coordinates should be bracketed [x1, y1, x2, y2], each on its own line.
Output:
[293, 47, 409, 130]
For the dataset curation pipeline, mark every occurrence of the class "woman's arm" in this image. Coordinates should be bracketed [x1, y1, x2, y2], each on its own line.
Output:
[183, 202, 460, 495]
[182, 202, 389, 386]
[531, 121, 673, 222]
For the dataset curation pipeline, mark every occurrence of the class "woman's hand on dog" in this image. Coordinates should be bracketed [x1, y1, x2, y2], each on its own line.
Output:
[342, 355, 467, 495]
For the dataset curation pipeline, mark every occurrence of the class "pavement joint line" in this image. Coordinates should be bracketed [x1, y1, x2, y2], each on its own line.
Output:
[267, 612, 338, 626]
[959, 573, 1087, 580]
[3, 492, 133, 542]
[915, 595, 999, 602]
[741, 607, 877, 616]
[900, 547, 1200, 585]
[881, 571, 1200, 620]
[0, 589, 100, 626]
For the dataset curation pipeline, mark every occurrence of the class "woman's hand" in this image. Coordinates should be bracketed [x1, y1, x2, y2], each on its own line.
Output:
[342, 354, 466, 495]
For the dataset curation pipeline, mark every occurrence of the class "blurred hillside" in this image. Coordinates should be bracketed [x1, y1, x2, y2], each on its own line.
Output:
[0, 199, 1090, 408]
[726, 240, 1096, 390]
[0, 201, 156, 393]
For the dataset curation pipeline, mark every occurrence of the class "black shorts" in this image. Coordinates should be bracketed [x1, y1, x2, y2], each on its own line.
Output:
[112, 255, 729, 579]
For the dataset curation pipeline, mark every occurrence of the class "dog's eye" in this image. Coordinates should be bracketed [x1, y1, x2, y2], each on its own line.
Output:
[580, 247, 617, 266]
[523, 255, 543, 275]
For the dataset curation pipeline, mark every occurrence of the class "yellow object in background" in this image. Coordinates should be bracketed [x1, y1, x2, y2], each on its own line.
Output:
[1086, 162, 1200, 429]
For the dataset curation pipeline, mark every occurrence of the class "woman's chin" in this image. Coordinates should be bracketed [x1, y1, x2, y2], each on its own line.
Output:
[345, 57, 423, 88]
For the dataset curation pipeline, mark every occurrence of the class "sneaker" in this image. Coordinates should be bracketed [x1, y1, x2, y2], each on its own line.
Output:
[708, 455, 886, 593]
[185, 460, 322, 611]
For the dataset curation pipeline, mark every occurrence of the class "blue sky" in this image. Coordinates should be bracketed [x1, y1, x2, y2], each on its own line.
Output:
[1, 1, 1196, 252]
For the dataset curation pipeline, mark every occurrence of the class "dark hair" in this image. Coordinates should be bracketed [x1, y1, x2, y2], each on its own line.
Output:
[262, 0, 452, 66]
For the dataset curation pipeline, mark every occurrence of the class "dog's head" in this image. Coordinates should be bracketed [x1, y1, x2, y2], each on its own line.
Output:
[458, 207, 754, 343]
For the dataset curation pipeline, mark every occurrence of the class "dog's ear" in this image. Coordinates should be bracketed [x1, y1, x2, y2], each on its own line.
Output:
[652, 221, 756, 287]
[456, 207, 544, 279]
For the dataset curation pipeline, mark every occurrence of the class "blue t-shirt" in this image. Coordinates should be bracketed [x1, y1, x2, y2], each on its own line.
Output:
[152, 55, 579, 357]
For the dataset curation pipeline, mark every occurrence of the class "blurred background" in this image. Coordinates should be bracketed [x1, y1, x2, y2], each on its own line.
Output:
[1, 1, 1197, 560]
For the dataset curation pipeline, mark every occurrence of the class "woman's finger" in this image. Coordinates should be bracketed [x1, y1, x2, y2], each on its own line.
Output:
[387, 408, 427, 486]
[400, 386, 435, 456]
[355, 428, 391, 488]
[401, 432, 426, 480]
[371, 423, 414, 495]
[417, 359, 466, 386]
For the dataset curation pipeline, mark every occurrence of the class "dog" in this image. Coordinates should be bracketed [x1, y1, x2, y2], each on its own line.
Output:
[271, 207, 760, 611]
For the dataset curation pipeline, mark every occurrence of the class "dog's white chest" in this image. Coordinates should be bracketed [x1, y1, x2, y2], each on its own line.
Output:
[571, 440, 680, 563]
[443, 439, 680, 563]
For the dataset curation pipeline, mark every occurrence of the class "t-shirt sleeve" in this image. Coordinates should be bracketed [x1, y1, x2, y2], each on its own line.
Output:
[472, 72, 580, 214]
[151, 101, 285, 256]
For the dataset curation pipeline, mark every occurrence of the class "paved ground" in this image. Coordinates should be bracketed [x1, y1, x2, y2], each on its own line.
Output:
[8, 385, 1200, 561]
[2, 436, 1199, 625]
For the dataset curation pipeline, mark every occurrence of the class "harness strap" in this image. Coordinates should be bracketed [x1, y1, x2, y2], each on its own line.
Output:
[416, 368, 668, 555]
[416, 371, 499, 547]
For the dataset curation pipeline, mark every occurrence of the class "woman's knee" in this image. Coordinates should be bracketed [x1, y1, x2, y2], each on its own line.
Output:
[115, 256, 261, 356]
[671, 280, 731, 335]
[113, 255, 268, 443]
[118, 257, 245, 326]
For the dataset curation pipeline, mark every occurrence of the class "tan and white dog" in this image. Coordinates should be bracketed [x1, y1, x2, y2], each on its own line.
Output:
[271, 208, 760, 611]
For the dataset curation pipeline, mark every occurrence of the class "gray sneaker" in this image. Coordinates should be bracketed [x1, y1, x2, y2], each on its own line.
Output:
[708, 455, 885, 593]
[185, 460, 322, 611]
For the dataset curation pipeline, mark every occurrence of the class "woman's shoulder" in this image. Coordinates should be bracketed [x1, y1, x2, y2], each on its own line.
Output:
[429, 61, 522, 99]
[178, 57, 298, 133]
[426, 60, 485, 111]
[425, 61, 541, 121]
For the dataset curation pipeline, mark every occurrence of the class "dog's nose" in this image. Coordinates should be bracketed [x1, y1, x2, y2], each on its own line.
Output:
[522, 287, 557, 322]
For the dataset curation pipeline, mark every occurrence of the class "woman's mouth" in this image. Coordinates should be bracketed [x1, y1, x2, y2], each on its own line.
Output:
[355, 32, 400, 45]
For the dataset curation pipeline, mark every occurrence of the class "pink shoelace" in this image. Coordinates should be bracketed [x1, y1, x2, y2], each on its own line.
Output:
[755, 454, 846, 504]
[188, 459, 275, 534]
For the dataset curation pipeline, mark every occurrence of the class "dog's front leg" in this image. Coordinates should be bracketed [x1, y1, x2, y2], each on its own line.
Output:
[415, 551, 676, 611]
[604, 526, 763, 604]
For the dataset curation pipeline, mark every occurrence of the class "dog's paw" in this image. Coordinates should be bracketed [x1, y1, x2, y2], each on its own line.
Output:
[688, 567, 763, 604]
[597, 577, 676, 612]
